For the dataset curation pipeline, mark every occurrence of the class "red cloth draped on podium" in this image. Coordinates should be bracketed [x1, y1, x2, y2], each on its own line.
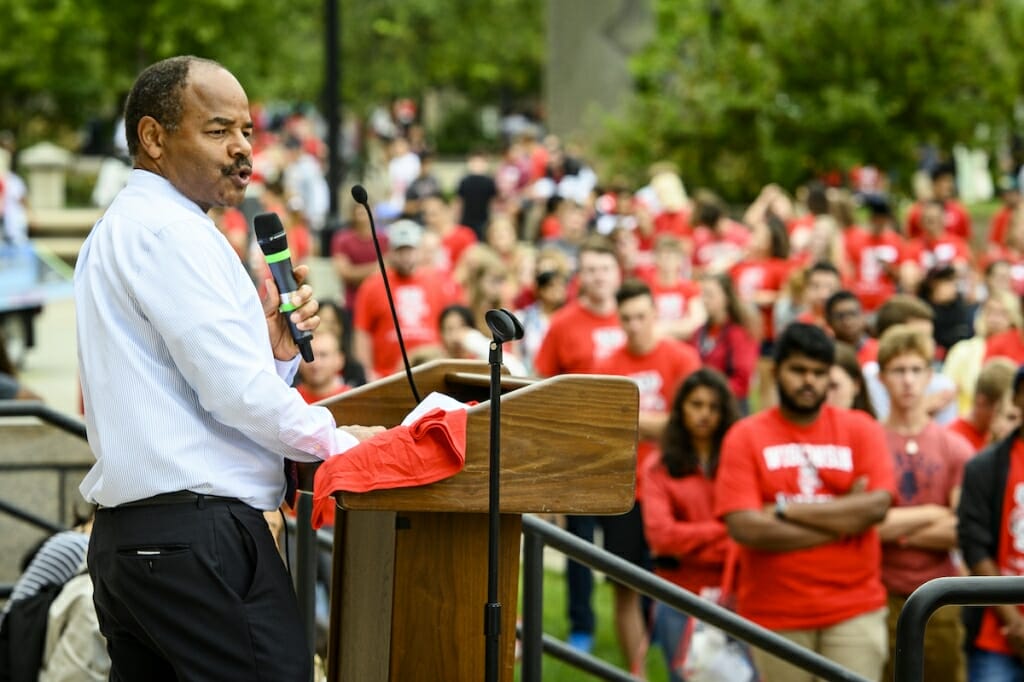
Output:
[311, 407, 469, 528]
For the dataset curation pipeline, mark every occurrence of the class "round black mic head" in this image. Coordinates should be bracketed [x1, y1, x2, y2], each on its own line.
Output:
[485, 309, 524, 343]
[351, 185, 369, 205]
[500, 308, 525, 341]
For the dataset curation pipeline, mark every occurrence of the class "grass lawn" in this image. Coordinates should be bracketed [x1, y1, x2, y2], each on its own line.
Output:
[516, 568, 671, 681]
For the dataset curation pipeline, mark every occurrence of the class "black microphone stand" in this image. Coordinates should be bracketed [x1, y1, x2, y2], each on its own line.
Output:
[483, 309, 523, 682]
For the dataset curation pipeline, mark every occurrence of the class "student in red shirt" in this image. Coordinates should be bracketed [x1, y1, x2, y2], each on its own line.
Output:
[948, 359, 1018, 453]
[825, 290, 878, 366]
[987, 175, 1021, 248]
[352, 220, 452, 380]
[533, 235, 626, 653]
[905, 163, 972, 241]
[903, 199, 973, 293]
[690, 273, 759, 410]
[714, 322, 896, 681]
[642, 368, 743, 681]
[643, 235, 704, 341]
[420, 193, 478, 275]
[593, 279, 701, 673]
[295, 332, 350, 405]
[959, 366, 1024, 679]
[875, 324, 972, 682]
[845, 195, 906, 313]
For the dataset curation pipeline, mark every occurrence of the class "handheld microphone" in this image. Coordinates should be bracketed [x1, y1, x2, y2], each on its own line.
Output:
[253, 212, 315, 363]
[350, 185, 421, 403]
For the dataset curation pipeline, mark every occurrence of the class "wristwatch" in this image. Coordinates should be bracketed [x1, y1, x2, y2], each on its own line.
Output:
[774, 494, 788, 520]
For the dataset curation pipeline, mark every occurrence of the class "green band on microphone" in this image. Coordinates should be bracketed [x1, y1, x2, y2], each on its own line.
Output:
[265, 248, 292, 264]
[279, 302, 298, 313]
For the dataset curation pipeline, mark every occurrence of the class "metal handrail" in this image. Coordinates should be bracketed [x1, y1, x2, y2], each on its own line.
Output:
[0, 400, 87, 439]
[520, 514, 873, 682]
[894, 576, 1024, 681]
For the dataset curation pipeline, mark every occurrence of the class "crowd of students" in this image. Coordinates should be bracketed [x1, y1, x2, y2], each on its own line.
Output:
[197, 118, 1024, 681]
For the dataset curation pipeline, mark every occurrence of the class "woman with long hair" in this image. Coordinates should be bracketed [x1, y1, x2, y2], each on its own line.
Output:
[641, 368, 743, 681]
[690, 273, 760, 412]
[827, 341, 876, 417]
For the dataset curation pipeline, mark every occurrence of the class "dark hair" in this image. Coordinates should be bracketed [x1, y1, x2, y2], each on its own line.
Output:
[535, 269, 564, 289]
[661, 368, 740, 479]
[124, 55, 221, 158]
[774, 322, 835, 366]
[825, 290, 860, 320]
[439, 304, 475, 331]
[765, 214, 791, 259]
[701, 272, 758, 337]
[804, 260, 840, 283]
[874, 294, 934, 337]
[917, 265, 958, 302]
[577, 234, 616, 259]
[805, 181, 829, 216]
[615, 278, 653, 307]
[833, 342, 875, 418]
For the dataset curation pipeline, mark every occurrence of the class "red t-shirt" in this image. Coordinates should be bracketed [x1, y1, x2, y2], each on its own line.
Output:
[731, 257, 791, 340]
[947, 417, 988, 453]
[845, 227, 906, 312]
[533, 301, 626, 377]
[985, 329, 1024, 364]
[691, 221, 750, 272]
[882, 423, 971, 596]
[714, 405, 896, 630]
[639, 209, 692, 252]
[641, 457, 729, 594]
[296, 383, 350, 405]
[642, 277, 702, 325]
[976, 440, 1024, 654]
[595, 338, 702, 496]
[856, 337, 879, 366]
[905, 200, 972, 241]
[903, 234, 972, 272]
[690, 323, 759, 399]
[437, 225, 478, 273]
[353, 269, 451, 378]
[990, 205, 1014, 247]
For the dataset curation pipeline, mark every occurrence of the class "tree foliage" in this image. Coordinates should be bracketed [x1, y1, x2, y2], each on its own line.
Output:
[0, 0, 543, 145]
[599, 0, 1024, 200]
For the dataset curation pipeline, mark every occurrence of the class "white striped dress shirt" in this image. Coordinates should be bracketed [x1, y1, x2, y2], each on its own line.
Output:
[75, 170, 342, 510]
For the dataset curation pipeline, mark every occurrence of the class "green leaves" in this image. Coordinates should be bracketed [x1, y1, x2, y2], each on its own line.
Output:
[601, 0, 1024, 200]
[0, 0, 543, 147]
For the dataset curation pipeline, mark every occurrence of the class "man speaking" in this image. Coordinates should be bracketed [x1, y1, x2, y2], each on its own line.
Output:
[75, 55, 375, 680]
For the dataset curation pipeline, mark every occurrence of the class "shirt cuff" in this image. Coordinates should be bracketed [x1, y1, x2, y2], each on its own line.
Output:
[332, 426, 361, 456]
[275, 355, 301, 385]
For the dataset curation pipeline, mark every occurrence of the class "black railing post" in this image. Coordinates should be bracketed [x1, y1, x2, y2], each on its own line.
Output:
[894, 576, 1024, 681]
[294, 465, 319, 682]
[520, 524, 545, 682]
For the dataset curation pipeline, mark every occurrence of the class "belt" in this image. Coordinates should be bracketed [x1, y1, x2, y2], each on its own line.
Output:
[103, 491, 240, 509]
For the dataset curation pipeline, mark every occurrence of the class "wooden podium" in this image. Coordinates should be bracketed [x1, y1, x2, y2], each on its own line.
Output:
[316, 359, 639, 682]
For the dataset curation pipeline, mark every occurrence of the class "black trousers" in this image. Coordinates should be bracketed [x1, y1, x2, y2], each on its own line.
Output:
[88, 496, 310, 681]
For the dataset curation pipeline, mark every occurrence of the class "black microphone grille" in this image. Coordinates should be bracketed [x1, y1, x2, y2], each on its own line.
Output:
[351, 185, 369, 205]
[253, 212, 286, 242]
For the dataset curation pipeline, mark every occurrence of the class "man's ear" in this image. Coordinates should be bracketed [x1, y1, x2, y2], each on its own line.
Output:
[137, 115, 165, 161]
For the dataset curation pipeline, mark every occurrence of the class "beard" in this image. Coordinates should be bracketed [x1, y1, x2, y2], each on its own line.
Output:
[777, 383, 827, 418]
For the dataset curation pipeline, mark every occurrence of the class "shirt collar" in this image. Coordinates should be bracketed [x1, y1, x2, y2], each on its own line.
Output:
[127, 169, 211, 220]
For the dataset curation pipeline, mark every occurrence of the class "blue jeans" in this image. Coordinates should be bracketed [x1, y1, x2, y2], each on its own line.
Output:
[649, 601, 689, 682]
[566, 515, 596, 634]
[968, 647, 1024, 682]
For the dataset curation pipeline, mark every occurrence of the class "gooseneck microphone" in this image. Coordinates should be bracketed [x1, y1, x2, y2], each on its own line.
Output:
[253, 212, 315, 362]
[350, 185, 421, 403]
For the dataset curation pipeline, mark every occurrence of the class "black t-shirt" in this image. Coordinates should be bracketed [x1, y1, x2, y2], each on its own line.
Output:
[456, 174, 497, 238]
